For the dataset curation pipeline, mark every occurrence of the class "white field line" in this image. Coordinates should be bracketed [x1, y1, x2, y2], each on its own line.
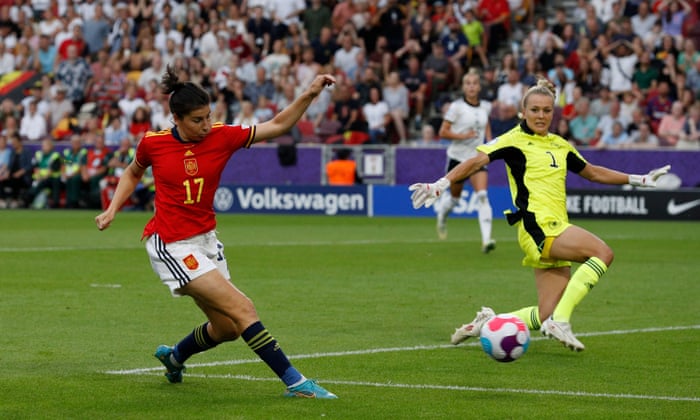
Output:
[105, 325, 700, 402]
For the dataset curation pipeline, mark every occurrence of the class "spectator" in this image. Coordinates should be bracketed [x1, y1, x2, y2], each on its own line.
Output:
[559, 23, 580, 57]
[183, 22, 204, 58]
[598, 120, 631, 148]
[303, 0, 332, 42]
[0, 42, 15, 76]
[400, 55, 428, 131]
[261, 39, 292, 83]
[657, 100, 687, 146]
[333, 31, 363, 78]
[24, 138, 62, 208]
[495, 68, 524, 123]
[311, 26, 339, 67]
[577, 5, 605, 42]
[233, 100, 259, 127]
[547, 53, 575, 90]
[686, 58, 700, 94]
[247, 5, 273, 58]
[326, 148, 361, 186]
[138, 52, 164, 92]
[89, 64, 125, 116]
[677, 38, 700, 74]
[537, 35, 563, 74]
[103, 111, 128, 147]
[566, 37, 598, 76]
[460, 8, 489, 68]
[21, 82, 50, 120]
[33, 34, 57, 75]
[602, 39, 640, 96]
[644, 80, 674, 133]
[362, 86, 390, 144]
[619, 90, 642, 123]
[632, 50, 660, 95]
[372, 0, 407, 53]
[678, 102, 700, 149]
[476, 0, 511, 56]
[19, 100, 48, 142]
[329, 81, 362, 134]
[55, 44, 93, 110]
[441, 17, 470, 89]
[591, 0, 617, 25]
[479, 65, 500, 103]
[596, 99, 629, 140]
[423, 42, 451, 104]
[569, 97, 600, 146]
[383, 71, 410, 143]
[150, 96, 172, 131]
[658, 0, 692, 47]
[129, 106, 152, 140]
[520, 56, 540, 87]
[206, 31, 234, 73]
[554, 118, 574, 143]
[331, 0, 358, 34]
[38, 8, 63, 38]
[243, 66, 276, 107]
[296, 46, 321, 92]
[82, 4, 111, 56]
[653, 33, 680, 63]
[0, 132, 32, 208]
[81, 134, 110, 209]
[631, 1, 659, 39]
[153, 15, 183, 56]
[590, 85, 614, 119]
[367, 35, 394, 81]
[628, 120, 660, 148]
[529, 16, 561, 58]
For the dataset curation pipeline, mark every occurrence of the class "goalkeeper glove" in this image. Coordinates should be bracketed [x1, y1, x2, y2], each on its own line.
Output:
[409, 177, 450, 209]
[628, 165, 671, 187]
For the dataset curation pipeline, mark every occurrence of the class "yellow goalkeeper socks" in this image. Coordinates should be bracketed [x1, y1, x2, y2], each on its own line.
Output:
[552, 257, 608, 323]
[510, 306, 541, 330]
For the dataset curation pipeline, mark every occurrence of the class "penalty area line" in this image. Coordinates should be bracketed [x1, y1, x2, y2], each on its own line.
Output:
[141, 373, 700, 403]
[105, 324, 700, 376]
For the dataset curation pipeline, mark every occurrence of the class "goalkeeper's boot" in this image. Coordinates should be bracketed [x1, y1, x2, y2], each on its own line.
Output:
[482, 239, 496, 254]
[541, 317, 585, 352]
[154, 345, 185, 383]
[450, 306, 495, 345]
[284, 379, 338, 399]
[436, 212, 447, 240]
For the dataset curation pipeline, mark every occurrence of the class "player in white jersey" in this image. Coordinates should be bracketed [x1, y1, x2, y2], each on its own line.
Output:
[435, 68, 496, 252]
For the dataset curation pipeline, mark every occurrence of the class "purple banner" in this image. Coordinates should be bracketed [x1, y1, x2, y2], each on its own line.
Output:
[40, 143, 699, 188]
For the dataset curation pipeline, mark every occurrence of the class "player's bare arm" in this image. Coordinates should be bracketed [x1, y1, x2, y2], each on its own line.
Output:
[95, 161, 146, 231]
[446, 152, 490, 183]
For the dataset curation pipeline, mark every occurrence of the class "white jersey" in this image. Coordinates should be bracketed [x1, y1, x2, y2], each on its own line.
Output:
[444, 98, 492, 162]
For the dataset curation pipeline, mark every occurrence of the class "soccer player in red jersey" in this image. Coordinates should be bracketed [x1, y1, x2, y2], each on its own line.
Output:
[95, 66, 338, 399]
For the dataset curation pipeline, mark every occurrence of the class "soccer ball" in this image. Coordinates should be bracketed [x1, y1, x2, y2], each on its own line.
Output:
[479, 314, 530, 362]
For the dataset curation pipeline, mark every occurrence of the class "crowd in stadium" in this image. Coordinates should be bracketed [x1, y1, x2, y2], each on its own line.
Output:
[0, 0, 699, 209]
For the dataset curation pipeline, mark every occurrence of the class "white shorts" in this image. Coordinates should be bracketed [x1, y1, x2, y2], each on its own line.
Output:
[145, 230, 230, 297]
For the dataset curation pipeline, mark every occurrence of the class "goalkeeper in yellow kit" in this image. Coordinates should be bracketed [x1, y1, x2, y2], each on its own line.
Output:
[410, 78, 670, 351]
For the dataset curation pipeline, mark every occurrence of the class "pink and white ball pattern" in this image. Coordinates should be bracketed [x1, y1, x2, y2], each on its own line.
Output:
[479, 314, 530, 362]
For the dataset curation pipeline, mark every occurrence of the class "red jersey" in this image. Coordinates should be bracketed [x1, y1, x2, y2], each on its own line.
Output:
[136, 122, 256, 243]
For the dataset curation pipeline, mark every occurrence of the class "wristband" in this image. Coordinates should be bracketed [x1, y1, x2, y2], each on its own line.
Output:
[628, 174, 644, 186]
[436, 177, 450, 191]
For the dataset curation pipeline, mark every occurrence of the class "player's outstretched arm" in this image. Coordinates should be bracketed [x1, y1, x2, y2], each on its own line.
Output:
[95, 161, 145, 231]
[580, 164, 670, 187]
[409, 152, 490, 208]
[253, 74, 336, 143]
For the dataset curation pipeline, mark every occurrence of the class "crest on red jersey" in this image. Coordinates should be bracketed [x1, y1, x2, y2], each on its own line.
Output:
[184, 158, 198, 176]
[183, 254, 199, 270]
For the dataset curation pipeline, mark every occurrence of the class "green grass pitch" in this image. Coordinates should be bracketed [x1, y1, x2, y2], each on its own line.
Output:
[1, 210, 698, 419]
